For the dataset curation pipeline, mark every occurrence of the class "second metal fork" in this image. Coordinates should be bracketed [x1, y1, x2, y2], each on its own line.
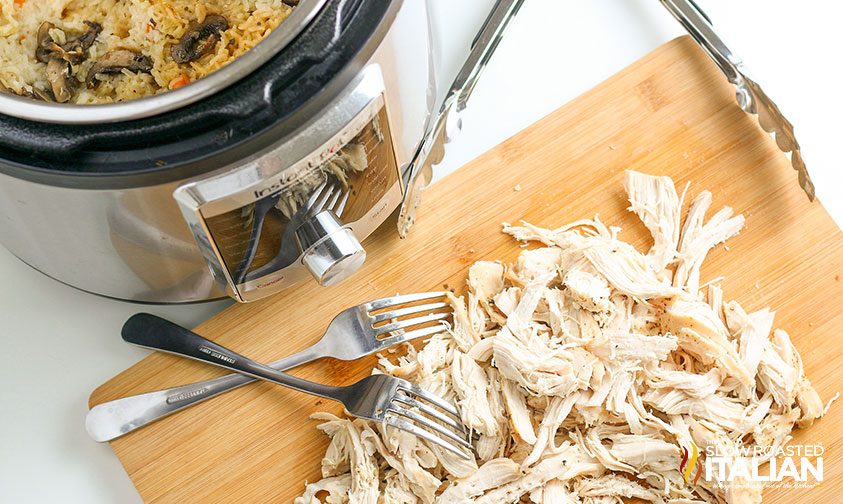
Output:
[86, 292, 452, 442]
[119, 305, 471, 458]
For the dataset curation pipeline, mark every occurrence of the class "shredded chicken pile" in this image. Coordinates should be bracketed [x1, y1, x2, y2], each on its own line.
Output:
[296, 171, 828, 504]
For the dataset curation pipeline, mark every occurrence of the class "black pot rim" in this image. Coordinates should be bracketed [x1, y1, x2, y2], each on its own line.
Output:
[0, 0, 399, 190]
[0, 0, 329, 125]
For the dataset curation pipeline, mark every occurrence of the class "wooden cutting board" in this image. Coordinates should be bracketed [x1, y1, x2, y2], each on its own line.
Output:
[90, 36, 843, 503]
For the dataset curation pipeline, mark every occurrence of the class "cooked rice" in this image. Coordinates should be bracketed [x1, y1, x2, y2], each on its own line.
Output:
[0, 0, 293, 104]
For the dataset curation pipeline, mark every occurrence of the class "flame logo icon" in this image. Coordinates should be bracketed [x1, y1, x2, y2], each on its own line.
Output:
[679, 441, 703, 485]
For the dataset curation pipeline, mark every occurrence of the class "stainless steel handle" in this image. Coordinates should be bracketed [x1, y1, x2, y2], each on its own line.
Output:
[121, 314, 343, 399]
[86, 314, 327, 442]
[398, 0, 526, 236]
[452, 0, 526, 116]
[659, 0, 741, 83]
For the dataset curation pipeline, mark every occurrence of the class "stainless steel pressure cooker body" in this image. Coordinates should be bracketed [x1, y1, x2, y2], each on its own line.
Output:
[0, 0, 434, 303]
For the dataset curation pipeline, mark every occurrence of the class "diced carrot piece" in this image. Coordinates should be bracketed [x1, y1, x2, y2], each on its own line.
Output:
[169, 74, 190, 90]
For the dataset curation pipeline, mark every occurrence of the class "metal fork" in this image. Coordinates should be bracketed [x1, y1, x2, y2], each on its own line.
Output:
[86, 292, 452, 442]
[118, 309, 472, 458]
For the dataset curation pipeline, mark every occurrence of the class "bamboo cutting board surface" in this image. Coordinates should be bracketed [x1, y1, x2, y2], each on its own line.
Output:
[90, 36, 843, 503]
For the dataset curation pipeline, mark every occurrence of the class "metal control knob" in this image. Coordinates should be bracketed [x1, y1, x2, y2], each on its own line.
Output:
[295, 210, 366, 286]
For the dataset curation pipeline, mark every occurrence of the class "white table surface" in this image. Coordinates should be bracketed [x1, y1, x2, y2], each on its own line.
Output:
[1, 1, 841, 502]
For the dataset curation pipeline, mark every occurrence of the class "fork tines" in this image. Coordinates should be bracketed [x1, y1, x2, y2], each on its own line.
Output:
[365, 291, 452, 343]
[312, 178, 349, 218]
[385, 379, 473, 458]
[357, 292, 468, 456]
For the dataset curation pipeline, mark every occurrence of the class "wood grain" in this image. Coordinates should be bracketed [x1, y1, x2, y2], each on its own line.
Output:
[90, 36, 843, 503]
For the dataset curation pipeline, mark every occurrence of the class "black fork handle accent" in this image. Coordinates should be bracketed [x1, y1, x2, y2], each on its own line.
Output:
[122, 313, 345, 402]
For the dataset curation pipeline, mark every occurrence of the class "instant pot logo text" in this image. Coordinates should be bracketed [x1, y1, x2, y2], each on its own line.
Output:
[254, 179, 289, 200]
[678, 441, 824, 490]
[253, 160, 323, 200]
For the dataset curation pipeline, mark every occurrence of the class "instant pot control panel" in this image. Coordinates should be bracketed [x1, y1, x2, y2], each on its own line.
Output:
[174, 67, 402, 302]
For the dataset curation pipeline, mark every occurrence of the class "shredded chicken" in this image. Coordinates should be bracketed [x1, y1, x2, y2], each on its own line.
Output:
[296, 171, 828, 504]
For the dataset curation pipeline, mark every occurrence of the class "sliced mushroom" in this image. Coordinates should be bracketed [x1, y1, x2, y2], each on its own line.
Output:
[170, 14, 229, 64]
[46, 58, 75, 103]
[35, 22, 61, 64]
[36, 20, 101, 64]
[63, 21, 103, 64]
[86, 49, 153, 88]
[31, 86, 55, 102]
[282, 0, 300, 5]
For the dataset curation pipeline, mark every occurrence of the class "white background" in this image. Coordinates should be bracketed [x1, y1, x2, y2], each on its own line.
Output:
[1, 1, 840, 502]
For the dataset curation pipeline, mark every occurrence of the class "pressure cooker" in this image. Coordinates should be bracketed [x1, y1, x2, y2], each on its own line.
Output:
[0, 0, 523, 303]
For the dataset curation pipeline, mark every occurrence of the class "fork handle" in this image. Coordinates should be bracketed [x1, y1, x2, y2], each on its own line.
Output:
[86, 314, 326, 442]
[121, 314, 346, 402]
